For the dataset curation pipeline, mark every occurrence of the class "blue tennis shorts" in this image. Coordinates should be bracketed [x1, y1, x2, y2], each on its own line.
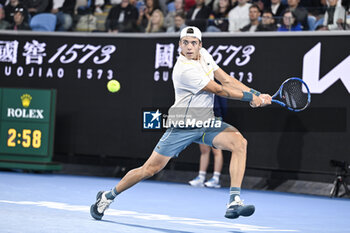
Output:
[154, 121, 233, 157]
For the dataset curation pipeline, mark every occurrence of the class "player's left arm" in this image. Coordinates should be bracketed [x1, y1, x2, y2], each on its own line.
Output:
[214, 68, 250, 92]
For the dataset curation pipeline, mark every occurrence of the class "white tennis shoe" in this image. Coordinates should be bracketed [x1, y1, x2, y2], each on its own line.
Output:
[204, 178, 221, 188]
[225, 196, 255, 219]
[189, 176, 205, 187]
[90, 191, 113, 220]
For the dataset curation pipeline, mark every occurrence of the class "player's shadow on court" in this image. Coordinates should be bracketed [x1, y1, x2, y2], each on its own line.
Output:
[267, 114, 307, 189]
[100, 220, 194, 233]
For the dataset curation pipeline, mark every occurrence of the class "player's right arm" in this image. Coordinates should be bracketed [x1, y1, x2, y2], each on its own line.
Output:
[202, 80, 263, 107]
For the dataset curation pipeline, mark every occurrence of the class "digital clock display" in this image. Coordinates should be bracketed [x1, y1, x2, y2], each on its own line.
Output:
[8, 129, 41, 148]
[0, 122, 49, 156]
[0, 88, 55, 161]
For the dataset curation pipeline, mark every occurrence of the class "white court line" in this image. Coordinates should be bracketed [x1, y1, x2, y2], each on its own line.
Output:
[0, 200, 298, 232]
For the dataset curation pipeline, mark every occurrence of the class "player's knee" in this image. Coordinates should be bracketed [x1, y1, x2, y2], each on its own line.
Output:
[228, 135, 247, 152]
[142, 167, 155, 178]
[238, 136, 248, 152]
[142, 164, 161, 178]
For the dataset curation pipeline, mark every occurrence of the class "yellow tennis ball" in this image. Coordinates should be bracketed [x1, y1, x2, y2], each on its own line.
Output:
[107, 80, 120, 93]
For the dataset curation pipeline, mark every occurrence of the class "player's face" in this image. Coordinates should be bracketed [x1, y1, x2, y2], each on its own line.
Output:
[179, 37, 202, 60]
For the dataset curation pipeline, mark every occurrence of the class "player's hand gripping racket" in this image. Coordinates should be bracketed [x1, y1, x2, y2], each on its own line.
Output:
[271, 77, 311, 112]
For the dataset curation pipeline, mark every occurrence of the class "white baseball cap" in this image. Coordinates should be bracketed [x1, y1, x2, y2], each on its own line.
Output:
[180, 26, 202, 41]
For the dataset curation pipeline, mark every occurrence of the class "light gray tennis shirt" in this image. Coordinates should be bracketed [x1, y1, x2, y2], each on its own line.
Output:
[167, 48, 220, 127]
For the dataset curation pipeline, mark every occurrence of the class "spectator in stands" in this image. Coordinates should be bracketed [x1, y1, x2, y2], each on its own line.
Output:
[298, 0, 323, 16]
[145, 8, 166, 32]
[277, 9, 302, 31]
[319, 0, 330, 16]
[75, 0, 105, 14]
[318, 0, 346, 30]
[22, 0, 49, 17]
[204, 0, 212, 9]
[251, 0, 264, 11]
[259, 9, 277, 31]
[137, 0, 161, 32]
[4, 0, 29, 24]
[240, 4, 261, 31]
[210, 0, 235, 12]
[186, 0, 211, 31]
[287, 0, 309, 30]
[267, 0, 286, 23]
[158, 0, 168, 15]
[105, 0, 139, 32]
[0, 4, 10, 29]
[184, 0, 196, 12]
[166, 11, 187, 32]
[228, 0, 251, 32]
[51, 0, 76, 31]
[130, 0, 138, 6]
[164, 0, 185, 29]
[6, 6, 31, 30]
[206, 0, 232, 32]
[208, 0, 217, 12]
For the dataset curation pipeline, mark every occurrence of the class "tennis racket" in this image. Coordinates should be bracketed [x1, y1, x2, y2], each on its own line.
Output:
[271, 77, 311, 112]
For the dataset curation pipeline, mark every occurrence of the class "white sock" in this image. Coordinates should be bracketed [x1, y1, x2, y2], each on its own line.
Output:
[213, 172, 220, 181]
[198, 171, 206, 180]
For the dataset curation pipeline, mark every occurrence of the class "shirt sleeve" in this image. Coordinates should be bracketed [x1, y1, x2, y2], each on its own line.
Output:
[179, 67, 211, 94]
[200, 48, 220, 71]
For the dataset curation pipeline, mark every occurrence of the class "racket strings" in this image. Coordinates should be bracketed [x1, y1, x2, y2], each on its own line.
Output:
[280, 79, 309, 109]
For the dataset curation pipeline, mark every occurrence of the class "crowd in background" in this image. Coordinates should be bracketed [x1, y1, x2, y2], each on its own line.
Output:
[0, 0, 349, 33]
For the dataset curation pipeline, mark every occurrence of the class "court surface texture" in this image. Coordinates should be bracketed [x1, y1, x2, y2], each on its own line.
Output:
[1, 171, 349, 233]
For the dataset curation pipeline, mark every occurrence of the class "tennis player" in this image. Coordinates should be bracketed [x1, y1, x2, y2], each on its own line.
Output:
[91, 26, 272, 220]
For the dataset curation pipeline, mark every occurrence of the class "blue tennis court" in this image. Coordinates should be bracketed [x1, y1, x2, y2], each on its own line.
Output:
[1, 171, 349, 233]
